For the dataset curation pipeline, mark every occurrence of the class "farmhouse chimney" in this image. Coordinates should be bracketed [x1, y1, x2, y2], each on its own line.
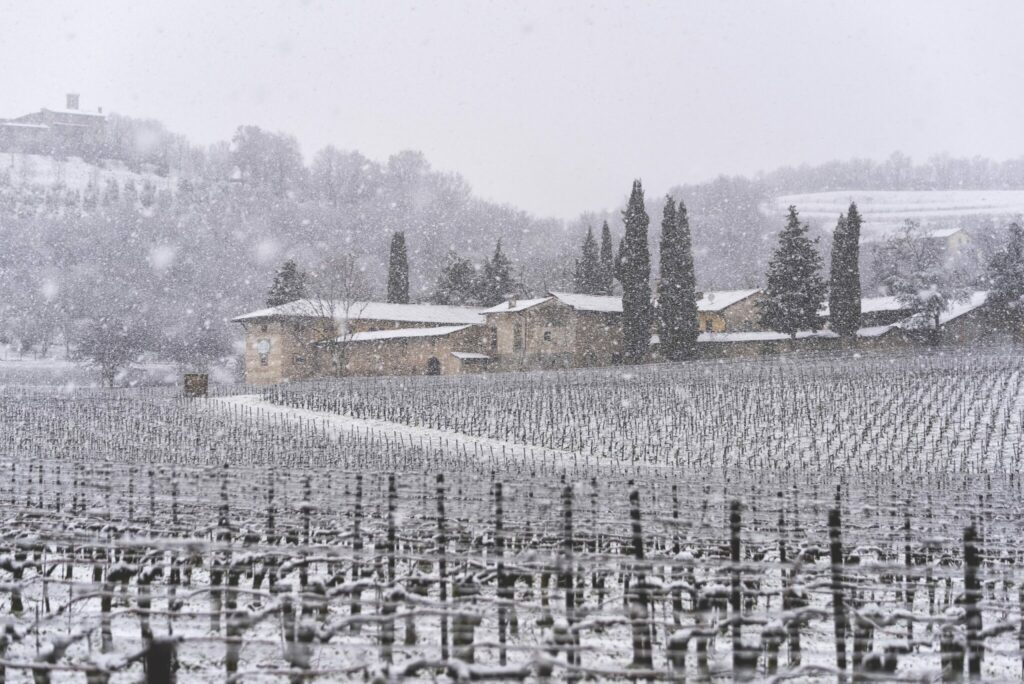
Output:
[66, 93, 80, 110]
[508, 299, 517, 309]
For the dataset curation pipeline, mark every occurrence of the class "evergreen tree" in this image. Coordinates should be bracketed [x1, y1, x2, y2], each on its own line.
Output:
[266, 259, 307, 306]
[573, 227, 603, 294]
[599, 221, 615, 295]
[828, 202, 862, 337]
[758, 206, 827, 338]
[478, 239, 518, 306]
[616, 180, 652, 363]
[386, 232, 410, 304]
[658, 197, 699, 360]
[874, 219, 968, 336]
[986, 222, 1024, 335]
[431, 251, 478, 306]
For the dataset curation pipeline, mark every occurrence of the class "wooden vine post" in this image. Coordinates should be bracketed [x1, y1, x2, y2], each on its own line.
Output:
[829, 508, 848, 682]
[963, 524, 983, 680]
[436, 474, 449, 661]
[628, 488, 653, 669]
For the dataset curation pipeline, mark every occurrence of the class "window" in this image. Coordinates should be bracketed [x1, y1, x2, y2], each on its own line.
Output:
[704, 318, 714, 332]
[513, 323, 523, 351]
[294, 355, 305, 365]
[259, 324, 268, 333]
[543, 330, 553, 342]
[256, 338, 271, 366]
[490, 327, 498, 351]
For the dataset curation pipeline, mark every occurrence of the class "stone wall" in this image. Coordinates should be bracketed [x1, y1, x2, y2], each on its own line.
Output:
[242, 318, 335, 385]
[342, 326, 492, 377]
[487, 301, 623, 371]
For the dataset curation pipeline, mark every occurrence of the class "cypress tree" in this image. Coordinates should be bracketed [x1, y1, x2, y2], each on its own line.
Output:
[758, 206, 827, 338]
[266, 259, 307, 306]
[573, 227, 602, 294]
[599, 221, 615, 295]
[986, 222, 1024, 336]
[616, 180, 652, 364]
[658, 197, 699, 360]
[386, 232, 410, 304]
[828, 202, 862, 338]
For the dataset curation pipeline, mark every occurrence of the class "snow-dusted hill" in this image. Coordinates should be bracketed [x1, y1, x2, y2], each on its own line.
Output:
[765, 189, 1024, 240]
[0, 152, 177, 192]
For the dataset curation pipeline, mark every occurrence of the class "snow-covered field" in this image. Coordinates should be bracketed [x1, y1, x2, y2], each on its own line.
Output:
[765, 189, 1024, 239]
[211, 393, 573, 464]
[0, 347, 1022, 681]
[0, 152, 177, 192]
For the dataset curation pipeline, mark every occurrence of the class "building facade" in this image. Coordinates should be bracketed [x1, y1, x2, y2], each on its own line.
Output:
[233, 301, 486, 384]
[483, 292, 624, 370]
[233, 289, 1000, 383]
[0, 94, 106, 158]
[695, 289, 763, 332]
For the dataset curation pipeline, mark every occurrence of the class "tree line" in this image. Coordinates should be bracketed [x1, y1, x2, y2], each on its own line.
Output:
[573, 182, 1024, 361]
[3, 107, 1024, 382]
[269, 178, 1024, 371]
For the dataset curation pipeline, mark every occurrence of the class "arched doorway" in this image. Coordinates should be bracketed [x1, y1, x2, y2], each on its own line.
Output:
[426, 357, 441, 375]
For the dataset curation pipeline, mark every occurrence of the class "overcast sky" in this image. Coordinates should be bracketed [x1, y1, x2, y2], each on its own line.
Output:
[1, 1, 1022, 219]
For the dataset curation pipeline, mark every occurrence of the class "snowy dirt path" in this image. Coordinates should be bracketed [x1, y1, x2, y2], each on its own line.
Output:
[209, 394, 577, 463]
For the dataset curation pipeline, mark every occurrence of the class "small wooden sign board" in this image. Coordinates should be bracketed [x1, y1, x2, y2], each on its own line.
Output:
[183, 373, 209, 398]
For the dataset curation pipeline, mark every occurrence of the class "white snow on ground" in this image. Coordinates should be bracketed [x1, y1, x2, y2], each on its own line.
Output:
[764, 189, 1024, 239]
[211, 394, 575, 462]
[0, 152, 177, 191]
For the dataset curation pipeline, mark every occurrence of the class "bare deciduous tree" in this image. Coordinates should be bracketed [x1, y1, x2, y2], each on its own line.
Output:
[874, 219, 970, 337]
[290, 253, 371, 377]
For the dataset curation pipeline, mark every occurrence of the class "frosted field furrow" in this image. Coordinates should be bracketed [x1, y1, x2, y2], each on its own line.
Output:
[0, 348, 1022, 681]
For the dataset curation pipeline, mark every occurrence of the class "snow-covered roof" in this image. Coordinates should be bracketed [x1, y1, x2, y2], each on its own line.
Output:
[819, 295, 908, 317]
[697, 330, 839, 343]
[651, 324, 897, 345]
[232, 300, 485, 325]
[697, 289, 761, 312]
[898, 291, 989, 330]
[924, 227, 964, 239]
[451, 351, 490, 360]
[483, 290, 763, 316]
[0, 122, 49, 130]
[343, 324, 473, 343]
[41, 108, 107, 119]
[548, 292, 623, 313]
[482, 297, 552, 314]
[859, 226, 967, 245]
[857, 324, 898, 338]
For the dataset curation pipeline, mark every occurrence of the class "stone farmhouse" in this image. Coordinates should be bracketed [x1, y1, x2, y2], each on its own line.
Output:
[695, 289, 762, 332]
[691, 291, 995, 359]
[233, 289, 765, 383]
[232, 301, 486, 384]
[233, 287, 1001, 383]
[0, 94, 106, 158]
